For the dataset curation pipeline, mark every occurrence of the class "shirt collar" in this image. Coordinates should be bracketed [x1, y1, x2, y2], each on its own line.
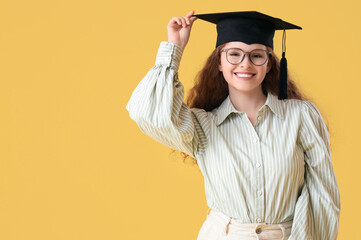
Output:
[214, 92, 285, 126]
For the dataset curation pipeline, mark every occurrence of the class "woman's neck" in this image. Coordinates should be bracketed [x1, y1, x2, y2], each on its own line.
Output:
[228, 88, 267, 114]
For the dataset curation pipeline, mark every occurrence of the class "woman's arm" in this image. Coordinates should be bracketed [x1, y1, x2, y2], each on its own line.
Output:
[289, 101, 341, 239]
[126, 11, 206, 158]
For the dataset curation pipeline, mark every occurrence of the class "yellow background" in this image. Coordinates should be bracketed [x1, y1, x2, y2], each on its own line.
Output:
[0, 0, 359, 239]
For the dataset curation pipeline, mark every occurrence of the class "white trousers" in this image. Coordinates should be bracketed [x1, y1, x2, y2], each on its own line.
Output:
[197, 208, 293, 240]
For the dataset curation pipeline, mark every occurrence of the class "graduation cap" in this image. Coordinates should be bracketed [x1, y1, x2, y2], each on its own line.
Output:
[193, 11, 302, 100]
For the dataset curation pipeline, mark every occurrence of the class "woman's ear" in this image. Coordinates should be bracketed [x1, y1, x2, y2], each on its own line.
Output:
[218, 63, 223, 72]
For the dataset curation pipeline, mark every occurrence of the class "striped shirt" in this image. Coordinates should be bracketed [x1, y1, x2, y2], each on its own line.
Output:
[126, 41, 340, 239]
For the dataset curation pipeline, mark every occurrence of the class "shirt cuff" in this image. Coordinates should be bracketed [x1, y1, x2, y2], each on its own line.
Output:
[155, 41, 183, 70]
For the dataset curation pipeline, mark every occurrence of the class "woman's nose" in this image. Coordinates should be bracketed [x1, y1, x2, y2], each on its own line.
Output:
[239, 54, 252, 68]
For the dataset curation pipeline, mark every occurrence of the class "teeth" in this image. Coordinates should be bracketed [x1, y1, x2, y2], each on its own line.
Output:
[236, 73, 253, 77]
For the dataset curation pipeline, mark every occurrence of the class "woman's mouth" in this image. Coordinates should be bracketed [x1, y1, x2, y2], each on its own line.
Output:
[234, 72, 256, 80]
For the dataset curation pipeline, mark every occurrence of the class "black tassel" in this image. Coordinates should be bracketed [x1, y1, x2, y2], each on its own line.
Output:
[279, 52, 288, 100]
[278, 22, 288, 100]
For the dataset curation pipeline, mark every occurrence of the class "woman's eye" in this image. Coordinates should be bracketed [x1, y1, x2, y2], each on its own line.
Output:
[252, 54, 264, 58]
[229, 52, 241, 56]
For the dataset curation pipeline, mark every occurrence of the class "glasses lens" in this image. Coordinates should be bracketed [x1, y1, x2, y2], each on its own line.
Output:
[250, 50, 268, 65]
[226, 49, 244, 64]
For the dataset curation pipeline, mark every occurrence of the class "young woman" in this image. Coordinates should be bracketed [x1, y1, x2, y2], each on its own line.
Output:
[126, 10, 340, 240]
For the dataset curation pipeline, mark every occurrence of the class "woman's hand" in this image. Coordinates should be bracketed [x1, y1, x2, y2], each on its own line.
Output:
[167, 10, 197, 50]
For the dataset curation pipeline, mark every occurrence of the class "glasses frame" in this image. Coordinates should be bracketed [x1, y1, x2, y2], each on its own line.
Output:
[221, 48, 272, 66]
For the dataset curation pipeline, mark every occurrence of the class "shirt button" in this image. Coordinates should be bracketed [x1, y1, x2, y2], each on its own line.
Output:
[256, 163, 261, 168]
[257, 190, 263, 196]
[256, 218, 262, 223]
[257, 116, 262, 120]
[255, 228, 262, 234]
[254, 138, 259, 143]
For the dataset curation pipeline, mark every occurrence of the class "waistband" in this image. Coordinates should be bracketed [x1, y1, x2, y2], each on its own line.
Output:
[207, 208, 293, 239]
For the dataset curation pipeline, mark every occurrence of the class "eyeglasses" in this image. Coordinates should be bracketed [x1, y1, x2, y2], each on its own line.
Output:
[221, 48, 271, 66]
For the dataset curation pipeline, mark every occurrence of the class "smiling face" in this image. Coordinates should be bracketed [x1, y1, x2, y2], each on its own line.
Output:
[219, 41, 272, 96]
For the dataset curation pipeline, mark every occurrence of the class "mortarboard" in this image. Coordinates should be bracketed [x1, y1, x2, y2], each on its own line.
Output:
[193, 11, 302, 100]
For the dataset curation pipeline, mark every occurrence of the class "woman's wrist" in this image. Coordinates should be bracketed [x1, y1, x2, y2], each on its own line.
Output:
[167, 40, 184, 50]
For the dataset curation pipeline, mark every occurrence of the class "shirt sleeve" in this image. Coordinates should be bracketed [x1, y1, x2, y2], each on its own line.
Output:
[125, 41, 206, 159]
[289, 101, 341, 239]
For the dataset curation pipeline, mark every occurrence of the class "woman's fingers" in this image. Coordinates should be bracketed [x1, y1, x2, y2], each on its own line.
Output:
[190, 16, 197, 24]
[186, 10, 195, 18]
[185, 17, 190, 25]
[175, 17, 193, 27]
[170, 11, 197, 28]
[170, 17, 185, 27]
[178, 17, 184, 27]
[170, 17, 180, 26]
[186, 10, 197, 25]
